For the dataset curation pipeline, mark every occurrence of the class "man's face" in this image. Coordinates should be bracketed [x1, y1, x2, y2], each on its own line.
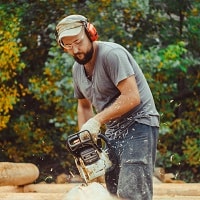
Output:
[61, 29, 94, 65]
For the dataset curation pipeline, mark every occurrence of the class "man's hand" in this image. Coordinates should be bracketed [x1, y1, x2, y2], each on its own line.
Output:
[80, 118, 101, 141]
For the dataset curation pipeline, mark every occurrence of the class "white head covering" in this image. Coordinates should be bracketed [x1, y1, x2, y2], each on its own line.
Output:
[56, 15, 86, 42]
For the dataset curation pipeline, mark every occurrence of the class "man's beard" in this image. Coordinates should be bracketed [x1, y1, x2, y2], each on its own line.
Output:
[74, 45, 94, 65]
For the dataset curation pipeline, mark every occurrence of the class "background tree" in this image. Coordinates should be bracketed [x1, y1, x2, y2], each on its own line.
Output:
[0, 5, 26, 131]
[0, 0, 199, 182]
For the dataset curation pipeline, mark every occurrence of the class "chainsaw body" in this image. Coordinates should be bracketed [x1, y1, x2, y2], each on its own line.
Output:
[66, 130, 112, 183]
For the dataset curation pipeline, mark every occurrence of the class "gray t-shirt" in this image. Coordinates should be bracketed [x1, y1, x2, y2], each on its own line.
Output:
[72, 41, 159, 139]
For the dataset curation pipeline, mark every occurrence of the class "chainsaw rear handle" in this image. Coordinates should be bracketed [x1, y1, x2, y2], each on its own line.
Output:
[98, 133, 112, 149]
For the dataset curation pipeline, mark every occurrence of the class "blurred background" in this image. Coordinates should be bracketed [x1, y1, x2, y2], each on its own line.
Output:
[0, 0, 199, 183]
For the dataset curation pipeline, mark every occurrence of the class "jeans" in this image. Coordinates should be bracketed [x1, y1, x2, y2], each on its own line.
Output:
[105, 122, 159, 200]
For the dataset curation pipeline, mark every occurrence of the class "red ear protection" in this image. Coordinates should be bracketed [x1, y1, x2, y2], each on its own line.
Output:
[85, 22, 98, 41]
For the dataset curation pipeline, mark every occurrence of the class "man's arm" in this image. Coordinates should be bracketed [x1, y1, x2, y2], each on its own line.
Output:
[77, 98, 94, 129]
[94, 75, 140, 125]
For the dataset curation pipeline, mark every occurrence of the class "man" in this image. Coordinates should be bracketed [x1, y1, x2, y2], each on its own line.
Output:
[56, 14, 160, 200]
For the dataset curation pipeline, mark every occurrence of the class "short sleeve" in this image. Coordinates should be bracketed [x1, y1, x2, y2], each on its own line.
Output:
[104, 48, 135, 86]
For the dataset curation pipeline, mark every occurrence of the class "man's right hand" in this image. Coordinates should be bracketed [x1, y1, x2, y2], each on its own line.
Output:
[79, 118, 101, 141]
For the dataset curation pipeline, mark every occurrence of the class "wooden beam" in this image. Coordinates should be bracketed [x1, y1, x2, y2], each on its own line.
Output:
[154, 197, 200, 200]
[0, 193, 200, 200]
[0, 183, 200, 197]
[153, 183, 200, 196]
[23, 183, 80, 193]
[0, 193, 65, 200]
[0, 186, 23, 193]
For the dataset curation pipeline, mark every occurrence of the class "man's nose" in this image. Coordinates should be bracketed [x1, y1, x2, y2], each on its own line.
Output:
[72, 45, 79, 54]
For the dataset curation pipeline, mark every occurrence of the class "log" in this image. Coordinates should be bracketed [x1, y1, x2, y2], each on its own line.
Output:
[0, 193, 65, 200]
[154, 167, 185, 183]
[23, 183, 79, 193]
[0, 194, 199, 200]
[0, 162, 39, 186]
[25, 183, 200, 196]
[0, 184, 77, 193]
[1, 183, 200, 196]
[154, 197, 200, 200]
[153, 183, 200, 196]
[0, 186, 23, 193]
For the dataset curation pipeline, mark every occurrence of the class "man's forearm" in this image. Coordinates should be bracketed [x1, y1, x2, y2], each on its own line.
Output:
[94, 76, 140, 125]
[94, 93, 140, 125]
[77, 105, 94, 129]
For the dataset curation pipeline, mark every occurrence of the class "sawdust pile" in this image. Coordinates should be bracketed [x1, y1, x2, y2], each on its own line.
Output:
[62, 182, 119, 200]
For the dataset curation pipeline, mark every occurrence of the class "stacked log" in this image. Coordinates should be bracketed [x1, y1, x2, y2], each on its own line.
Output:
[0, 162, 39, 186]
[0, 163, 199, 200]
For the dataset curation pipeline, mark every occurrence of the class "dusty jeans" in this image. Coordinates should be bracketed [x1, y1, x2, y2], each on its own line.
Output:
[105, 122, 159, 200]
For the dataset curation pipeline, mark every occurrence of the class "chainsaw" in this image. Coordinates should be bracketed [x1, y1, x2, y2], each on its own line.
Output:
[66, 130, 113, 183]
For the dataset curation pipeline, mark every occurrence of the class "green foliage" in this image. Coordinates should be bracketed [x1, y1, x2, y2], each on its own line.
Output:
[29, 29, 77, 136]
[186, 0, 200, 53]
[91, 0, 152, 50]
[134, 41, 200, 182]
[0, 0, 199, 182]
[5, 115, 54, 162]
[0, 4, 26, 131]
